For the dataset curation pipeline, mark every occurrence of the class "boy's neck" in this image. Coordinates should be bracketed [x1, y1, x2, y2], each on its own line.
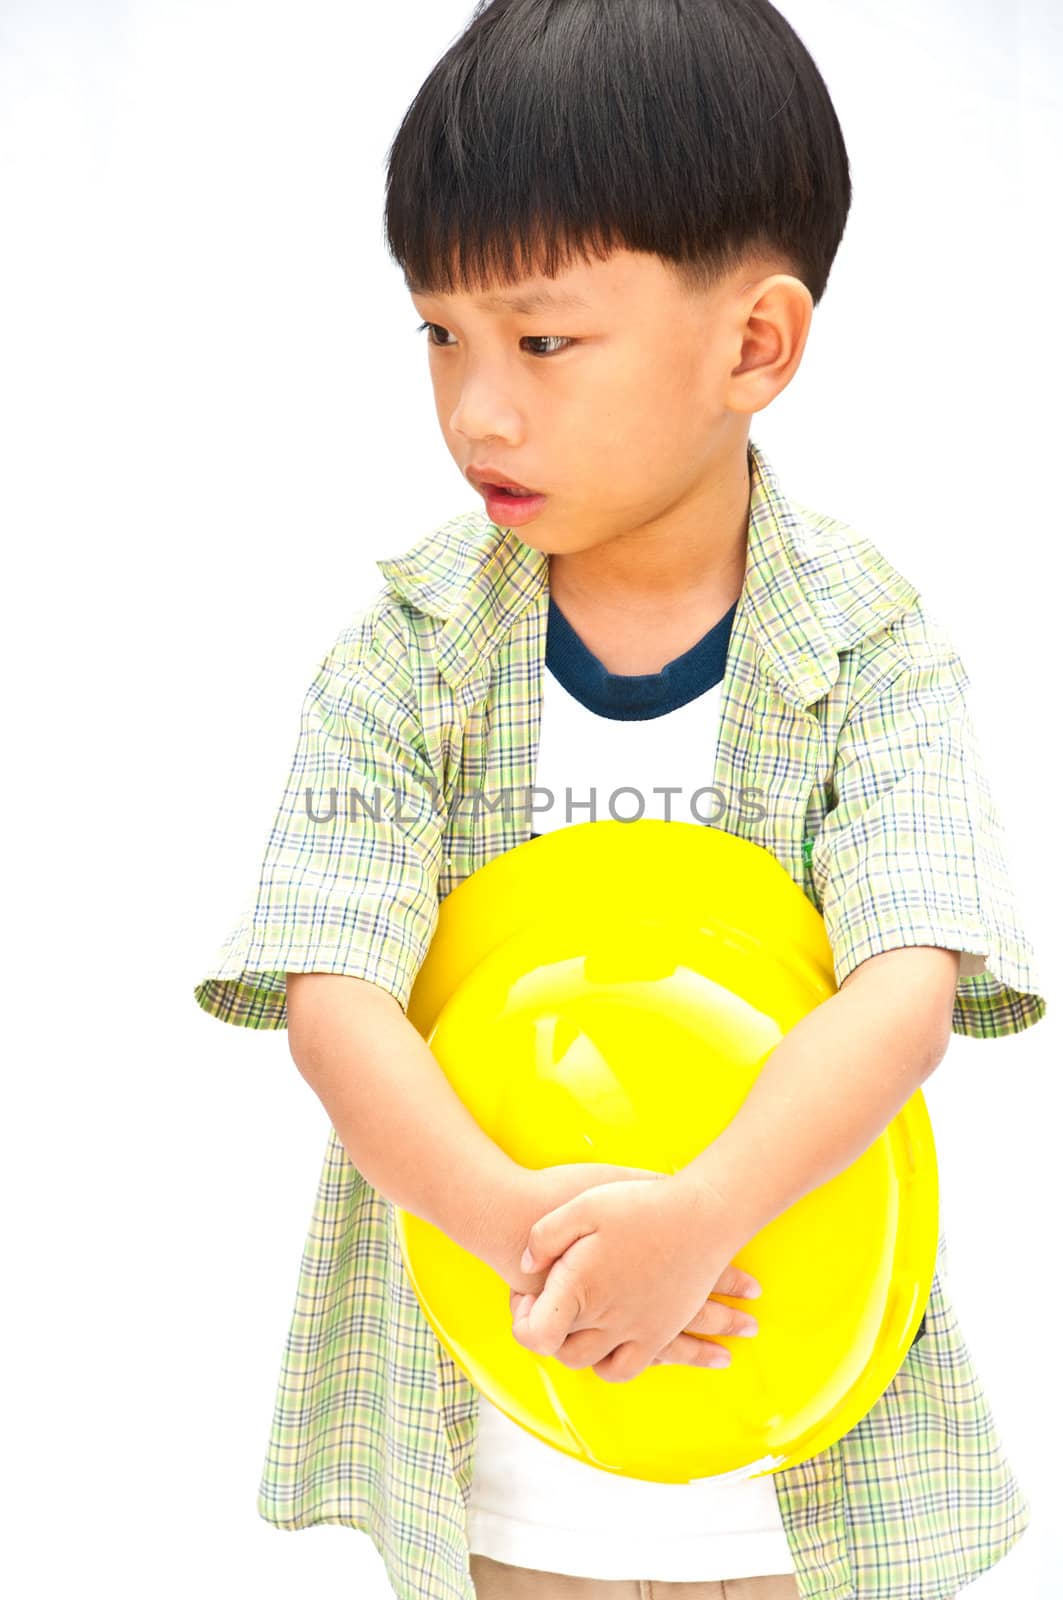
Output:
[547, 440, 750, 615]
[545, 443, 750, 674]
[547, 571, 742, 677]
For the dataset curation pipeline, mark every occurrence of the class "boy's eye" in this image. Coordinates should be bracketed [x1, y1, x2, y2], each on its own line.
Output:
[416, 320, 454, 349]
[414, 321, 573, 358]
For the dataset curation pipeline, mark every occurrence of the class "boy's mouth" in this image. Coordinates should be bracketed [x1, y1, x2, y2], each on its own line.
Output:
[478, 483, 549, 524]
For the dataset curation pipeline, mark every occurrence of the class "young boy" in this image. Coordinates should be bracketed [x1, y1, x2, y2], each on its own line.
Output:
[193, 3, 1046, 1597]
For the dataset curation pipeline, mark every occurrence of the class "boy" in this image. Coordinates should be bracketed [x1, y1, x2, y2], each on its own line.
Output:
[193, 2, 1046, 1597]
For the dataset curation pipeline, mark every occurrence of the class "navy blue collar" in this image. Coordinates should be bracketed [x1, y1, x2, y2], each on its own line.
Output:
[546, 594, 737, 720]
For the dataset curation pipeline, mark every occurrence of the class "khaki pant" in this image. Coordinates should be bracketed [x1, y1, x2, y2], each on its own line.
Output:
[469, 1555, 803, 1599]
[470, 1555, 958, 1598]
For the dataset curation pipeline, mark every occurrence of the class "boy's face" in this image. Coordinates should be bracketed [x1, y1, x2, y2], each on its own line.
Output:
[407, 245, 810, 559]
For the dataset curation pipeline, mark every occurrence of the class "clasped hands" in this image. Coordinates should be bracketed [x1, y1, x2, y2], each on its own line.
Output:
[483, 1161, 761, 1384]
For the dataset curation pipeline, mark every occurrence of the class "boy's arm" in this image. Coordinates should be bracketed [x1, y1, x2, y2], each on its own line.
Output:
[676, 945, 960, 1245]
[287, 972, 528, 1263]
[510, 946, 958, 1371]
[685, 600, 1047, 1244]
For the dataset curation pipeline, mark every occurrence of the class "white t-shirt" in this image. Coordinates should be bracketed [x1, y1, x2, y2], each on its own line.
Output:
[465, 592, 797, 1583]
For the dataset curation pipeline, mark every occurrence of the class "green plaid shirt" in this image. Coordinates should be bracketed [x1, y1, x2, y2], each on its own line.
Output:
[194, 440, 1045, 1600]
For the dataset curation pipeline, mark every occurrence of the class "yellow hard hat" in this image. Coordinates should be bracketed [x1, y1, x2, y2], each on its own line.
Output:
[396, 819, 937, 1482]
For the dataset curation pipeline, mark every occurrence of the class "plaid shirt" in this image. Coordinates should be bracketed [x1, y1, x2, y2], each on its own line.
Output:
[194, 440, 1045, 1600]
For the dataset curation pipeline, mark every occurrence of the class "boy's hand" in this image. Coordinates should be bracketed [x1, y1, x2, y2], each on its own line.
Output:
[488, 1160, 663, 1296]
[508, 1174, 754, 1382]
[509, 1253, 760, 1373]
[480, 1162, 760, 1373]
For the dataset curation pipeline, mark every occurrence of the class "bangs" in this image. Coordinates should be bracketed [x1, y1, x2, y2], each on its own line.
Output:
[383, 0, 850, 305]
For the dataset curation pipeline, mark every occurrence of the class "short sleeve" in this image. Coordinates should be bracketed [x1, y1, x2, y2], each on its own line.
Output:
[193, 599, 445, 1028]
[809, 607, 1047, 1039]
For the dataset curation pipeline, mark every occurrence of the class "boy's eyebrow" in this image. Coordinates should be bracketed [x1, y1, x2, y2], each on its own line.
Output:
[406, 281, 593, 315]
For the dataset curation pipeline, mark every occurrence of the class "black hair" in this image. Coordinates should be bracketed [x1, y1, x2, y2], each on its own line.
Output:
[383, 0, 852, 306]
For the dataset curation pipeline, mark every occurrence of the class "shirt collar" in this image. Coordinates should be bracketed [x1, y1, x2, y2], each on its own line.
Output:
[374, 439, 920, 708]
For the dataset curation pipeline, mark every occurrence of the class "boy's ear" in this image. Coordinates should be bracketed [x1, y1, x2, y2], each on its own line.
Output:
[726, 272, 814, 415]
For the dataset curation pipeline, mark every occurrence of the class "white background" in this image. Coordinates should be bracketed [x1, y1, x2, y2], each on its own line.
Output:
[2, 2, 1060, 1596]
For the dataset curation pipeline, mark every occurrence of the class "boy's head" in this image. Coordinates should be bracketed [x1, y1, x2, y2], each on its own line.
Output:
[383, 0, 851, 563]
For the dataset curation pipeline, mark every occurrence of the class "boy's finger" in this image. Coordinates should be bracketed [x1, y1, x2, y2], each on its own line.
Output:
[717, 1262, 762, 1299]
[518, 1270, 582, 1357]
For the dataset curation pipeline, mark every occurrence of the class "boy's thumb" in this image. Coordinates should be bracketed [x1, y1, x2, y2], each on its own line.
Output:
[521, 1195, 585, 1273]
